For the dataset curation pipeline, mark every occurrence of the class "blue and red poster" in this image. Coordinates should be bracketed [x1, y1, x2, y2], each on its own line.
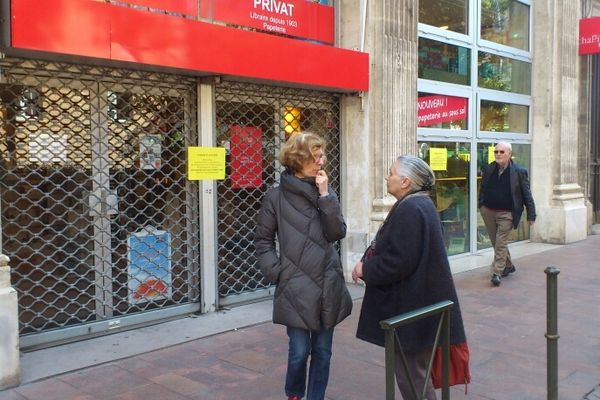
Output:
[128, 228, 172, 304]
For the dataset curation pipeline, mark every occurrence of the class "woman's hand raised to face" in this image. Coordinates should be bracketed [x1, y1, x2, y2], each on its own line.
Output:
[316, 170, 329, 197]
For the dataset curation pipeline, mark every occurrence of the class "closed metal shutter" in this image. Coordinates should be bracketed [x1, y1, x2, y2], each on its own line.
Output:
[214, 81, 341, 305]
[0, 58, 200, 348]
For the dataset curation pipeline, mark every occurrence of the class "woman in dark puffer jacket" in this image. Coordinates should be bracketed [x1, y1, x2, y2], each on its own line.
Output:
[254, 132, 352, 400]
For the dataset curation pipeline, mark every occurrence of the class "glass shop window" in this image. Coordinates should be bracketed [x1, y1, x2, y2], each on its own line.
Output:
[419, 141, 471, 256]
[476, 142, 531, 250]
[419, 38, 471, 86]
[480, 100, 528, 133]
[478, 52, 531, 95]
[419, 0, 468, 35]
[418, 92, 468, 130]
[481, 0, 530, 51]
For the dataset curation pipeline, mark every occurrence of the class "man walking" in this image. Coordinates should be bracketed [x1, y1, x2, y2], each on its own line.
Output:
[479, 141, 536, 287]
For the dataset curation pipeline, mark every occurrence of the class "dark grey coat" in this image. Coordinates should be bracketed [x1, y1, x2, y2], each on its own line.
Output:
[356, 194, 466, 352]
[254, 171, 352, 331]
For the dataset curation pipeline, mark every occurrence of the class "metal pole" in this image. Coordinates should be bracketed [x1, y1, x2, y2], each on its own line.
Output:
[441, 311, 450, 400]
[545, 266, 560, 400]
[384, 329, 396, 400]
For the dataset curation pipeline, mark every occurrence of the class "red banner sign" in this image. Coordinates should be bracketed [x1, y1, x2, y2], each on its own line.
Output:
[579, 17, 600, 55]
[230, 125, 263, 189]
[417, 95, 467, 127]
[209, 0, 334, 44]
[10, 0, 369, 92]
[108, 0, 197, 16]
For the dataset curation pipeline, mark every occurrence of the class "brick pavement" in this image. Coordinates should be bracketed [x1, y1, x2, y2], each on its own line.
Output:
[1, 235, 599, 400]
[584, 385, 600, 400]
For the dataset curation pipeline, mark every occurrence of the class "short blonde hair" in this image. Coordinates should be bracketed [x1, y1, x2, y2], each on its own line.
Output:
[279, 132, 326, 173]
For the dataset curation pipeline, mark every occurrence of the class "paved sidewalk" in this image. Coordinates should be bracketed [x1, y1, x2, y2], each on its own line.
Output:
[1, 235, 600, 399]
[584, 385, 600, 400]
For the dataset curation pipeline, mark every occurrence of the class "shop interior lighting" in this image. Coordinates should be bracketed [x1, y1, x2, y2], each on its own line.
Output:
[283, 106, 301, 135]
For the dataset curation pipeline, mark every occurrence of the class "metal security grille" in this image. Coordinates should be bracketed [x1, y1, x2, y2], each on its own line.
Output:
[0, 58, 200, 347]
[214, 81, 341, 304]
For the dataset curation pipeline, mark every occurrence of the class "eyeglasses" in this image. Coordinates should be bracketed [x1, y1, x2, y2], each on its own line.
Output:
[313, 154, 326, 163]
[494, 150, 506, 154]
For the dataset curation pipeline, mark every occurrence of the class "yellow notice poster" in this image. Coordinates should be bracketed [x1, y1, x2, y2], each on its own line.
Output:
[429, 148, 448, 171]
[187, 147, 226, 180]
[488, 146, 496, 164]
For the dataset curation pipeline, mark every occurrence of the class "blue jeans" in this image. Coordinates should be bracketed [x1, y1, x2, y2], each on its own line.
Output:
[285, 326, 334, 400]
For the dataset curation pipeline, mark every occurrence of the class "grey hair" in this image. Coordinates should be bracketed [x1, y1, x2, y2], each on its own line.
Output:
[395, 155, 436, 192]
[496, 141, 512, 152]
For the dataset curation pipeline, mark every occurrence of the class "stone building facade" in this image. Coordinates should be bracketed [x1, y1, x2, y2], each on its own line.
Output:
[338, 0, 597, 274]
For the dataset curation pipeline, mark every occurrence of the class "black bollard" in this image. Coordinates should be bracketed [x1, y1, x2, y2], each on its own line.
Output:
[545, 266, 560, 400]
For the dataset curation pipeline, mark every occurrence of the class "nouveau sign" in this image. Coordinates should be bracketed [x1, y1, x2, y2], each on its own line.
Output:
[417, 95, 468, 127]
[579, 17, 600, 55]
[208, 0, 334, 44]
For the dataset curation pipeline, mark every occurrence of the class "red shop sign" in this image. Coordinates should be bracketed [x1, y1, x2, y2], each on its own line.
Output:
[209, 0, 334, 44]
[418, 95, 467, 127]
[579, 17, 600, 55]
[230, 125, 263, 189]
[109, 0, 197, 16]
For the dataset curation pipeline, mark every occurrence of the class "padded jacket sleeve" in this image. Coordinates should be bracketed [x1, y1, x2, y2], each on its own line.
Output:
[254, 189, 282, 284]
[317, 188, 347, 243]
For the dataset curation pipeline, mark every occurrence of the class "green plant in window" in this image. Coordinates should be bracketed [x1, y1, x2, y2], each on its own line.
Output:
[169, 131, 185, 150]
[481, 0, 510, 11]
[481, 0, 511, 25]
[479, 53, 510, 92]
[481, 72, 509, 91]
[481, 0, 511, 42]
[480, 100, 509, 132]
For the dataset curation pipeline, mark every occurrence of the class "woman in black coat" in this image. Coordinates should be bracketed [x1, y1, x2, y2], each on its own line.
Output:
[352, 155, 466, 400]
[254, 132, 352, 400]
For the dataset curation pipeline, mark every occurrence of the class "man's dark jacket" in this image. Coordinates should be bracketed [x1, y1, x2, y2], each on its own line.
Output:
[254, 171, 352, 331]
[479, 161, 536, 229]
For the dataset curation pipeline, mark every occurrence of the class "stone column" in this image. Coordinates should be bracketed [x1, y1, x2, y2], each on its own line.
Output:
[338, 0, 418, 275]
[531, 0, 588, 243]
[368, 0, 419, 229]
[0, 254, 20, 389]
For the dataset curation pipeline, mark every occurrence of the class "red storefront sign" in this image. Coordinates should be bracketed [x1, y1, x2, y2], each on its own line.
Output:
[209, 0, 334, 44]
[230, 125, 263, 189]
[9, 0, 369, 92]
[417, 95, 467, 127]
[109, 0, 197, 16]
[579, 17, 600, 55]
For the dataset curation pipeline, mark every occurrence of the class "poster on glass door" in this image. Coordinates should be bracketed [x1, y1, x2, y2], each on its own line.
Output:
[230, 125, 263, 189]
[139, 134, 162, 170]
[127, 227, 172, 304]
